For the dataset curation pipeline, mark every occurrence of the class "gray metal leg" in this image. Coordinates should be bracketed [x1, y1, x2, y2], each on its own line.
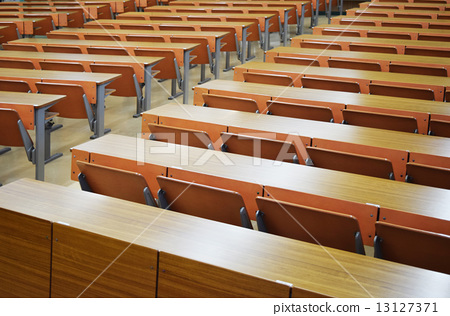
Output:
[91, 83, 111, 139]
[264, 18, 270, 53]
[283, 11, 289, 46]
[214, 37, 221, 79]
[241, 27, 247, 65]
[328, 0, 332, 24]
[224, 52, 232, 72]
[142, 64, 154, 113]
[299, 6, 305, 35]
[182, 49, 191, 104]
[34, 107, 46, 181]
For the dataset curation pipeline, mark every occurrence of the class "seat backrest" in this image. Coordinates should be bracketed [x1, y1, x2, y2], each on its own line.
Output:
[188, 16, 222, 22]
[389, 63, 447, 77]
[116, 15, 146, 20]
[404, 47, 449, 58]
[339, 19, 376, 26]
[243, 72, 294, 87]
[302, 77, 361, 93]
[211, 8, 244, 14]
[2, 44, 39, 52]
[86, 46, 129, 55]
[202, 93, 259, 113]
[76, 161, 156, 206]
[0, 80, 31, 93]
[200, 26, 237, 51]
[84, 34, 121, 41]
[381, 21, 422, 29]
[84, 24, 116, 29]
[220, 132, 298, 163]
[300, 41, 342, 50]
[367, 31, 412, 40]
[177, 8, 207, 13]
[125, 34, 166, 42]
[119, 24, 154, 30]
[369, 83, 435, 101]
[428, 119, 450, 137]
[374, 222, 450, 274]
[0, 59, 35, 70]
[405, 162, 450, 190]
[0, 108, 30, 147]
[42, 45, 83, 54]
[321, 29, 361, 37]
[89, 63, 138, 97]
[273, 56, 319, 67]
[148, 123, 214, 149]
[46, 33, 80, 40]
[149, 16, 183, 21]
[359, 12, 389, 17]
[35, 82, 90, 118]
[39, 61, 85, 72]
[328, 59, 382, 71]
[428, 23, 450, 30]
[156, 176, 252, 228]
[266, 100, 334, 122]
[158, 24, 196, 31]
[134, 49, 179, 80]
[343, 109, 418, 133]
[306, 146, 395, 179]
[255, 197, 365, 254]
[349, 43, 398, 54]
[170, 36, 210, 64]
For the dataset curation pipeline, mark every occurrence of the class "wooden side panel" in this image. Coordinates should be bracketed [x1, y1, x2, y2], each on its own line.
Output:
[209, 88, 272, 113]
[0, 208, 51, 297]
[193, 86, 209, 106]
[51, 223, 158, 298]
[167, 167, 263, 220]
[71, 148, 90, 181]
[379, 207, 450, 236]
[291, 286, 332, 298]
[158, 252, 290, 298]
[263, 186, 378, 246]
[0, 103, 34, 130]
[409, 152, 450, 169]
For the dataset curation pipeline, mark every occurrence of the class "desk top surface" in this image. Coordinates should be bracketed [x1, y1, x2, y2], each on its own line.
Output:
[2, 178, 449, 298]
[0, 67, 121, 84]
[86, 19, 254, 27]
[10, 38, 200, 51]
[235, 61, 450, 87]
[361, 1, 450, 7]
[269, 46, 450, 65]
[333, 14, 450, 23]
[316, 23, 450, 34]
[0, 91, 66, 107]
[0, 17, 45, 22]
[292, 34, 450, 48]
[51, 27, 229, 38]
[348, 7, 450, 14]
[195, 79, 450, 116]
[0, 50, 163, 66]
[120, 11, 276, 18]
[73, 133, 450, 233]
[149, 5, 295, 10]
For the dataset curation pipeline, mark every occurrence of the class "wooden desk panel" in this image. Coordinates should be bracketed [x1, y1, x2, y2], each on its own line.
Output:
[52, 224, 158, 298]
[3, 178, 449, 298]
[234, 61, 450, 101]
[291, 34, 450, 55]
[0, 208, 51, 297]
[331, 14, 450, 29]
[0, 23, 19, 44]
[346, 8, 450, 19]
[0, 17, 46, 35]
[0, 10, 83, 27]
[359, 1, 450, 10]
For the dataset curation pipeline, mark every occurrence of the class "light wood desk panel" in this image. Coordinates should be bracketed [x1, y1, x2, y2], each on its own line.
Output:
[346, 7, 450, 19]
[0, 17, 47, 36]
[0, 10, 83, 27]
[234, 61, 450, 101]
[193, 80, 450, 135]
[4, 179, 448, 297]
[359, 1, 450, 10]
[331, 14, 450, 29]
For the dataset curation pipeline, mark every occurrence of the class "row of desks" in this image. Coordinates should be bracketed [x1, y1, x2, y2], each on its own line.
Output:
[0, 10, 84, 28]
[331, 15, 450, 29]
[1, 178, 449, 297]
[0, 4, 113, 20]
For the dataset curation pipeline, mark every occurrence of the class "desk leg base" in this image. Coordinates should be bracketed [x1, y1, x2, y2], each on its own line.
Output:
[198, 78, 211, 85]
[168, 91, 183, 100]
[133, 113, 141, 118]
[0, 147, 11, 155]
[45, 152, 63, 164]
[90, 128, 111, 140]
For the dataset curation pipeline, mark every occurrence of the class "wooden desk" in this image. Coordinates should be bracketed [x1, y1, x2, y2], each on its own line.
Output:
[234, 61, 450, 101]
[0, 10, 83, 27]
[141, 103, 450, 184]
[265, 46, 450, 76]
[0, 4, 114, 20]
[346, 7, 450, 19]
[0, 23, 19, 44]
[8, 37, 197, 104]
[0, 68, 120, 140]
[143, 5, 294, 45]
[0, 17, 47, 36]
[48, 27, 227, 79]
[85, 19, 253, 67]
[291, 34, 450, 56]
[368, 0, 450, 3]
[0, 50, 162, 116]
[360, 1, 450, 10]
[53, 0, 136, 14]
[313, 24, 450, 41]
[193, 79, 450, 135]
[0, 91, 65, 181]
[71, 133, 450, 247]
[118, 11, 276, 52]
[3, 179, 450, 297]
[331, 14, 450, 30]
[168, 0, 309, 35]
